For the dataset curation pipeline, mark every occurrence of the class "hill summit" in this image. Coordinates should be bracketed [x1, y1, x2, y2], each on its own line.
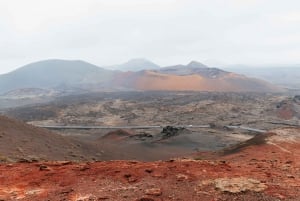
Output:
[187, 61, 208, 68]
[108, 58, 160, 72]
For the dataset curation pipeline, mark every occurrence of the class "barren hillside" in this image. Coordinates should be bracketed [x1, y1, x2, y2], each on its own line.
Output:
[0, 115, 101, 162]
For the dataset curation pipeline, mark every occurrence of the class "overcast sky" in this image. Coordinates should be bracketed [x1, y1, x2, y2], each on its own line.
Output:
[0, 0, 300, 74]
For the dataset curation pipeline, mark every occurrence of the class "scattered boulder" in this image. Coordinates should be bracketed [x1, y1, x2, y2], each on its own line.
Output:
[215, 177, 267, 193]
[39, 165, 51, 171]
[145, 188, 162, 196]
[176, 174, 189, 181]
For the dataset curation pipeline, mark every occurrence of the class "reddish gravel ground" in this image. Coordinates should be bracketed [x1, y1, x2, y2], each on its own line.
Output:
[0, 128, 299, 201]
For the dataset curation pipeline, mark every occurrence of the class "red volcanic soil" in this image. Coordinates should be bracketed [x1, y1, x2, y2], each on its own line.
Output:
[1, 128, 299, 201]
[113, 70, 281, 92]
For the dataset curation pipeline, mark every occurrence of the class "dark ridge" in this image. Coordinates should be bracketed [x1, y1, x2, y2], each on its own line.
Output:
[220, 132, 276, 155]
[101, 129, 135, 140]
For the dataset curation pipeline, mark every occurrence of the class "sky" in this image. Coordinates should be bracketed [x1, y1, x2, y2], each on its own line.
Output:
[0, 0, 300, 74]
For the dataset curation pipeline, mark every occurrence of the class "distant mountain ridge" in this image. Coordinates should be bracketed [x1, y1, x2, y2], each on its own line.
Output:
[0, 59, 283, 95]
[106, 58, 160, 72]
[157, 61, 228, 78]
[225, 65, 300, 89]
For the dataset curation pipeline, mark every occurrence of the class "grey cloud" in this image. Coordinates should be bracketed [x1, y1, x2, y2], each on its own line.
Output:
[0, 0, 300, 74]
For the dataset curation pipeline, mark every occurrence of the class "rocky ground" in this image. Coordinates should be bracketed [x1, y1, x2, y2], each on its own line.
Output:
[0, 115, 248, 162]
[0, 127, 299, 201]
[4, 92, 299, 149]
[1, 92, 299, 200]
[5, 92, 299, 130]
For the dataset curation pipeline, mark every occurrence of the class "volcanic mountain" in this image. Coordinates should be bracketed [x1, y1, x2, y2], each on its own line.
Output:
[113, 61, 282, 92]
[0, 59, 115, 94]
[0, 59, 282, 94]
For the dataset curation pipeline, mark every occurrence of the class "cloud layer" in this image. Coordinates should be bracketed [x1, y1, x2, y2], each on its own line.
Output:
[0, 0, 299, 73]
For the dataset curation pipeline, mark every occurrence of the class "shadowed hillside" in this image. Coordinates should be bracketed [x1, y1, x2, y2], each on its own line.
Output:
[0, 115, 105, 162]
[0, 59, 115, 94]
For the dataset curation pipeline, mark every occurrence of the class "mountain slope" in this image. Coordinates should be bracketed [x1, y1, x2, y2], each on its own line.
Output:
[0, 59, 114, 94]
[0, 115, 100, 161]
